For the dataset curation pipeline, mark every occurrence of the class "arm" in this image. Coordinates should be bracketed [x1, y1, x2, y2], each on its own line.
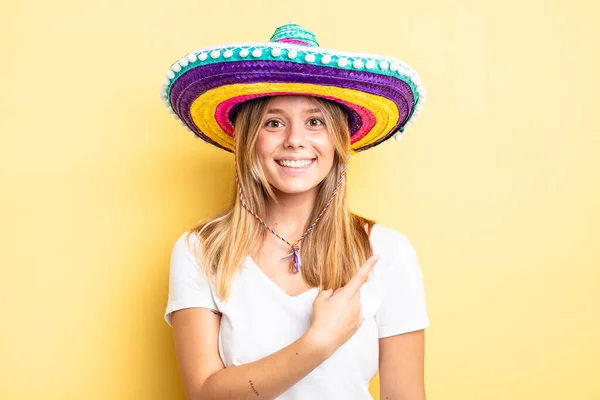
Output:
[378, 329, 426, 400]
[171, 255, 380, 400]
[172, 307, 330, 400]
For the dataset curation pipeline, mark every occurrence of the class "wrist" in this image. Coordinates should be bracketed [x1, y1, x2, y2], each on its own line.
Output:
[302, 328, 335, 360]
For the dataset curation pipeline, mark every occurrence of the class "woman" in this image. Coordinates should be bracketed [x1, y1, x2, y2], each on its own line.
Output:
[162, 24, 430, 399]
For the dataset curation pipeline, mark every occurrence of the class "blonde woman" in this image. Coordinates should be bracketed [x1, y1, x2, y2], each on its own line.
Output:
[163, 24, 430, 399]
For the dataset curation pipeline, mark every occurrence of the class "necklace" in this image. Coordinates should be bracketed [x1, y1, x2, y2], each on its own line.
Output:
[235, 153, 350, 273]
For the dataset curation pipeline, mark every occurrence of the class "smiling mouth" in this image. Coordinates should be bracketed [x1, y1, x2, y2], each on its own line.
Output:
[275, 159, 316, 169]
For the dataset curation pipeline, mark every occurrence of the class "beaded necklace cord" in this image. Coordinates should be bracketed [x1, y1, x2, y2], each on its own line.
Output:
[235, 152, 350, 273]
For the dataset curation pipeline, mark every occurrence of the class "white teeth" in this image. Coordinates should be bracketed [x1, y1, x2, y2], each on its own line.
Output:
[277, 159, 314, 168]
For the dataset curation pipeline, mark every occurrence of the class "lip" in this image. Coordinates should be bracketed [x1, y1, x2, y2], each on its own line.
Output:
[274, 157, 317, 161]
[275, 158, 316, 174]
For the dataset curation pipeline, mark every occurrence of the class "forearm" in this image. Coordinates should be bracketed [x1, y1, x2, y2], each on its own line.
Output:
[196, 333, 331, 400]
[380, 387, 426, 400]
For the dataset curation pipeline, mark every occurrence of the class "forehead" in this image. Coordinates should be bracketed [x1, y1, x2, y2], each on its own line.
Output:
[266, 95, 322, 111]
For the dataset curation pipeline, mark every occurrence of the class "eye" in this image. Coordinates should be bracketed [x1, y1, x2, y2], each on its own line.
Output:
[265, 120, 283, 128]
[308, 118, 324, 127]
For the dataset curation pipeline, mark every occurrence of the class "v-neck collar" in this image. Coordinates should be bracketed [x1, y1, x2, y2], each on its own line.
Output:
[245, 255, 318, 300]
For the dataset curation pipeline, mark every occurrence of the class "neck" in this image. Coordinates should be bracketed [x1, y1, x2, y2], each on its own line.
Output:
[264, 187, 319, 239]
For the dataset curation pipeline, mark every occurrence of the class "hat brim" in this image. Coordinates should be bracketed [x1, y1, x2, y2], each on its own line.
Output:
[163, 43, 424, 152]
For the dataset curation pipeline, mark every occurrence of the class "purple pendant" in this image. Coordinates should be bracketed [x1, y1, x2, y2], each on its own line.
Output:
[293, 248, 302, 273]
[282, 247, 302, 273]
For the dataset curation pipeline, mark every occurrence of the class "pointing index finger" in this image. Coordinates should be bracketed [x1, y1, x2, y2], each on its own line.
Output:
[344, 254, 380, 294]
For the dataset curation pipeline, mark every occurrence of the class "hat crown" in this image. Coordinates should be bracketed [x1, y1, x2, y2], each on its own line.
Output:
[269, 24, 320, 47]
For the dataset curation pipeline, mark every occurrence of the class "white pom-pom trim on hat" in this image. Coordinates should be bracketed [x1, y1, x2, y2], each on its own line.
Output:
[161, 43, 428, 143]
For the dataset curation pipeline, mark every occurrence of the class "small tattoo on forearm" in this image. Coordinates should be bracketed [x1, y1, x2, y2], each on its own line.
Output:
[249, 380, 259, 396]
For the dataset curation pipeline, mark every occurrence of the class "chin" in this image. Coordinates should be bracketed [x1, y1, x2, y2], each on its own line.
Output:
[272, 182, 320, 195]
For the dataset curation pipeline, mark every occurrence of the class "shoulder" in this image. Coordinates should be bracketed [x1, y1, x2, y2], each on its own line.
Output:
[368, 223, 422, 280]
[172, 230, 202, 256]
[168, 230, 218, 292]
[170, 230, 205, 273]
[369, 223, 415, 255]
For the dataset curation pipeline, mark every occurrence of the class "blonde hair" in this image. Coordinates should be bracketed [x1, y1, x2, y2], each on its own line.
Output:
[188, 96, 375, 300]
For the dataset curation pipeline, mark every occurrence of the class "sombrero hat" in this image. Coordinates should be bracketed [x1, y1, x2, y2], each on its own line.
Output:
[160, 23, 426, 153]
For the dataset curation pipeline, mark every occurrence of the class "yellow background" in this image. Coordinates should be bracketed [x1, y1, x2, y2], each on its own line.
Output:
[1, 0, 599, 399]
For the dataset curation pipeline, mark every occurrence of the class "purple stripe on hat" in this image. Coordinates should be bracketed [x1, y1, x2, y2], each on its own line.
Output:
[169, 61, 414, 152]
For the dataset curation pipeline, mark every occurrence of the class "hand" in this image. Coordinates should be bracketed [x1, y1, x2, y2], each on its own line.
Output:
[306, 255, 380, 357]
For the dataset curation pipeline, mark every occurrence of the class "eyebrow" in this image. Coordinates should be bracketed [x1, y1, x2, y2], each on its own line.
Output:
[266, 108, 323, 114]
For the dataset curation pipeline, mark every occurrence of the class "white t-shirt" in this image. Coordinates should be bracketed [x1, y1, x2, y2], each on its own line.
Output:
[165, 223, 430, 399]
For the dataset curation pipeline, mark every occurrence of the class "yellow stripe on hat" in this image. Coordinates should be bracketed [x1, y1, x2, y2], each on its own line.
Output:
[189, 82, 399, 152]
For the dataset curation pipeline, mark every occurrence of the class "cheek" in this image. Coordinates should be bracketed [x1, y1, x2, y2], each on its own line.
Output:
[255, 133, 277, 158]
[313, 134, 336, 161]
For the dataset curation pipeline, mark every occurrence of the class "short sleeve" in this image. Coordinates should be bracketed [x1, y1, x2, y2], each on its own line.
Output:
[164, 231, 218, 327]
[375, 231, 430, 338]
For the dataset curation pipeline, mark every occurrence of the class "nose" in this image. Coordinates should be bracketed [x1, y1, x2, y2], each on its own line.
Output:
[283, 122, 306, 149]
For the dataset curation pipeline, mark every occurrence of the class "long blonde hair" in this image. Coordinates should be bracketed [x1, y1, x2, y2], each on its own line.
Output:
[188, 96, 375, 300]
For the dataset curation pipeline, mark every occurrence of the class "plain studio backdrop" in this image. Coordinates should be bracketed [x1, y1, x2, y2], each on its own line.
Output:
[1, 0, 599, 399]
